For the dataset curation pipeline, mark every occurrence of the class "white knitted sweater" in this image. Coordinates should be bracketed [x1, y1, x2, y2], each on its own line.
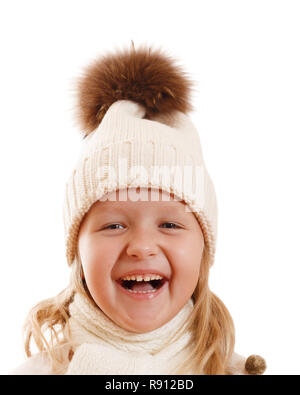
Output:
[10, 293, 249, 375]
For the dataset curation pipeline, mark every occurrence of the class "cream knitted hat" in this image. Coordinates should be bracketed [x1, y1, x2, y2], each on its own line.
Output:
[63, 43, 218, 267]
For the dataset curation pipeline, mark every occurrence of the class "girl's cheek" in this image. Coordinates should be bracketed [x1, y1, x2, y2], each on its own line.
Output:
[175, 257, 200, 284]
[83, 237, 107, 262]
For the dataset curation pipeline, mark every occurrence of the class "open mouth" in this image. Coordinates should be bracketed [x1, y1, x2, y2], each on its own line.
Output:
[117, 276, 167, 294]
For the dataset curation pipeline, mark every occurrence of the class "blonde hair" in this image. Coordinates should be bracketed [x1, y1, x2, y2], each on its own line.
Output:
[23, 243, 235, 375]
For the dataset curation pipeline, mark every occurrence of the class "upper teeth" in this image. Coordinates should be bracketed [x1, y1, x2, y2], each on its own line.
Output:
[121, 274, 163, 281]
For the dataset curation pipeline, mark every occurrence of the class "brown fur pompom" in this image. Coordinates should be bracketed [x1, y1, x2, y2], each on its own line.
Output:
[245, 355, 267, 375]
[74, 41, 195, 137]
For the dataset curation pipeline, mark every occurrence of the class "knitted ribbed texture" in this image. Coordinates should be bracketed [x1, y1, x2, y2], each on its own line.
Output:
[65, 292, 195, 375]
[63, 99, 218, 267]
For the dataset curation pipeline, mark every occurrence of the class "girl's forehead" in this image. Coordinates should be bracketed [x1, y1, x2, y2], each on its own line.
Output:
[87, 187, 188, 217]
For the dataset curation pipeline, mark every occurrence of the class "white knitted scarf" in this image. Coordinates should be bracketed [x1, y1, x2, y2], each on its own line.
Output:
[65, 292, 195, 375]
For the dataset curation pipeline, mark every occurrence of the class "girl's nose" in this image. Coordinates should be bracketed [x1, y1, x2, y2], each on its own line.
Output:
[126, 233, 159, 259]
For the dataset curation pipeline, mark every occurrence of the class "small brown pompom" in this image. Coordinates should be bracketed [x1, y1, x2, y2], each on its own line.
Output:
[245, 355, 267, 375]
[74, 41, 195, 137]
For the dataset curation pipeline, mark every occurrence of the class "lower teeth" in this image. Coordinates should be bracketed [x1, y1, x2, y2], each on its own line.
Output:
[127, 289, 157, 294]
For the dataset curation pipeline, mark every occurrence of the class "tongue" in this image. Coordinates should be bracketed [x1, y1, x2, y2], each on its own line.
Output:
[131, 281, 155, 292]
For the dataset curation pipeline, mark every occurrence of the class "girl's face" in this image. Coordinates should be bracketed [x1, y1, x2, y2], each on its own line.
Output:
[78, 187, 204, 333]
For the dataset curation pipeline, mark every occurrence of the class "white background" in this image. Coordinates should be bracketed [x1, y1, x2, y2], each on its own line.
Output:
[0, 0, 299, 375]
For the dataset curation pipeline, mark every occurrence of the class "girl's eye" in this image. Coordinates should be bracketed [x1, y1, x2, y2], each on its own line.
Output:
[104, 224, 125, 230]
[103, 222, 181, 230]
[160, 222, 181, 229]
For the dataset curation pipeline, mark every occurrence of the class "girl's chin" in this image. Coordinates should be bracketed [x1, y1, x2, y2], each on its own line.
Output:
[91, 281, 172, 331]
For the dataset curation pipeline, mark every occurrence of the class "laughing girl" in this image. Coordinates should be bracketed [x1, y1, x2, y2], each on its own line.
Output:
[11, 43, 266, 375]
